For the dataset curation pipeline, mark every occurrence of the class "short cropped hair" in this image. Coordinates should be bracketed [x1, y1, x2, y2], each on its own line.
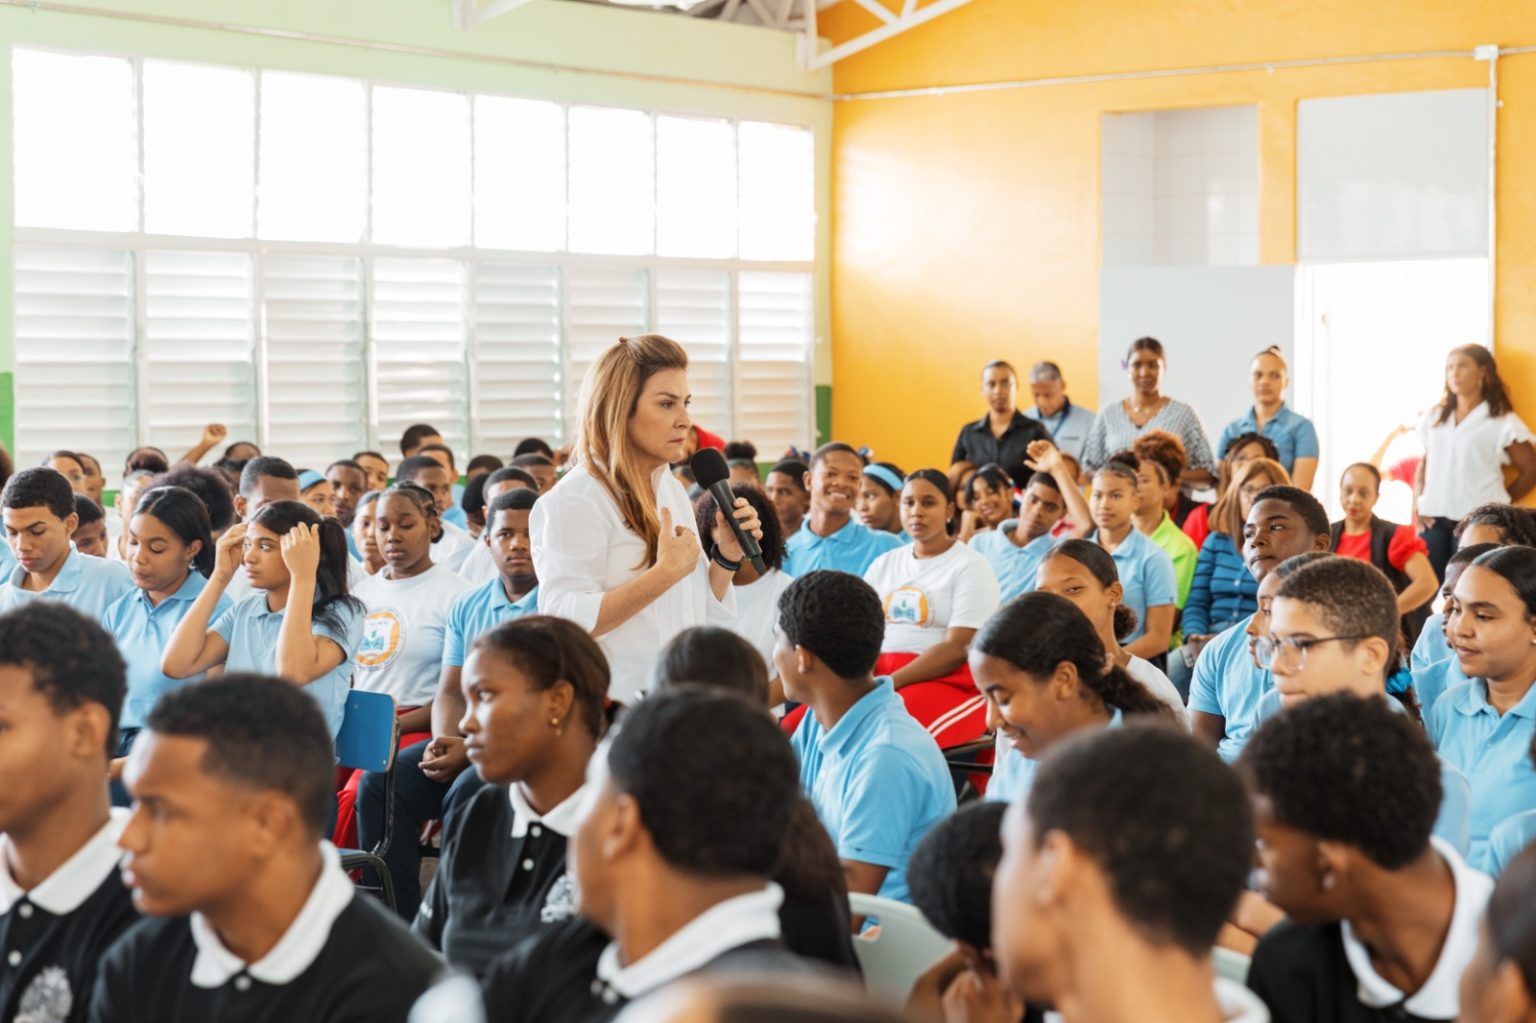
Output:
[1251, 485, 1330, 538]
[486, 466, 539, 491]
[776, 571, 885, 680]
[238, 456, 298, 498]
[0, 602, 126, 751]
[1028, 724, 1253, 956]
[909, 802, 1006, 951]
[73, 493, 104, 527]
[145, 674, 334, 836]
[1275, 557, 1401, 665]
[652, 627, 770, 707]
[1241, 692, 1440, 869]
[399, 423, 442, 455]
[767, 459, 810, 491]
[419, 443, 457, 470]
[606, 687, 798, 878]
[489, 488, 539, 516]
[810, 442, 863, 468]
[395, 455, 446, 485]
[1, 467, 75, 519]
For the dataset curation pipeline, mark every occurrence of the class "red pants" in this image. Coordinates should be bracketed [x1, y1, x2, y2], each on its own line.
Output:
[781, 652, 989, 750]
[334, 711, 430, 850]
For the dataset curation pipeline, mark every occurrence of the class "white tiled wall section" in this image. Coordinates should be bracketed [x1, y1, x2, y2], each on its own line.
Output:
[1102, 106, 1259, 266]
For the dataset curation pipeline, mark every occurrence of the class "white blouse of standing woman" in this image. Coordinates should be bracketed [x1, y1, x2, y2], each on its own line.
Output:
[531, 334, 762, 703]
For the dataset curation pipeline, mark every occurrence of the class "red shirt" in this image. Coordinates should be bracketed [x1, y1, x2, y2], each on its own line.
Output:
[1334, 523, 1427, 572]
[691, 425, 727, 452]
[1182, 503, 1213, 550]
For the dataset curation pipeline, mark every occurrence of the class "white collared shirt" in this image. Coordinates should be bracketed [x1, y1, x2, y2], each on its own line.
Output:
[1339, 835, 1492, 1016]
[1418, 401, 1535, 519]
[0, 809, 128, 916]
[188, 842, 354, 989]
[508, 783, 588, 840]
[593, 883, 783, 1000]
[531, 461, 736, 704]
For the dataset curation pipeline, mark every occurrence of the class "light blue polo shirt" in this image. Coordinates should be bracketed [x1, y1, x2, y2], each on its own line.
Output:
[969, 524, 1056, 603]
[1488, 809, 1536, 876]
[1217, 403, 1320, 477]
[1256, 688, 1472, 855]
[1428, 679, 1536, 872]
[0, 542, 14, 582]
[443, 580, 539, 669]
[784, 518, 903, 579]
[442, 504, 469, 530]
[1023, 401, 1097, 464]
[1412, 612, 1451, 672]
[211, 594, 364, 739]
[1414, 656, 1470, 719]
[985, 707, 1123, 805]
[1091, 527, 1178, 646]
[791, 677, 956, 904]
[1188, 616, 1271, 763]
[0, 547, 136, 624]
[102, 572, 233, 729]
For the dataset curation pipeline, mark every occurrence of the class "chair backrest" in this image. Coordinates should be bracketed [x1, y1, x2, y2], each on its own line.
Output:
[847, 892, 954, 999]
[1213, 946, 1251, 985]
[335, 689, 398, 773]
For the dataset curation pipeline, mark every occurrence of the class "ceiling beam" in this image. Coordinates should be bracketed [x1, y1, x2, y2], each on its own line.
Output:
[801, 0, 973, 69]
[454, 0, 539, 29]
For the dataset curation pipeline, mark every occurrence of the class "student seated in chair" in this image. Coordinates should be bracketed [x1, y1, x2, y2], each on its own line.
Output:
[1243, 693, 1491, 1023]
[477, 687, 811, 1022]
[0, 603, 138, 1023]
[92, 675, 442, 1022]
[993, 724, 1267, 1023]
[774, 570, 956, 905]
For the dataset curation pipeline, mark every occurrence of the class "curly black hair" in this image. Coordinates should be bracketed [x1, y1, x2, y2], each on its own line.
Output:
[1454, 502, 1536, 548]
[909, 802, 1006, 951]
[775, 571, 885, 680]
[1240, 692, 1440, 870]
[1275, 557, 1401, 668]
[149, 674, 334, 835]
[0, 602, 126, 754]
[694, 482, 786, 573]
[1, 466, 75, 519]
[607, 686, 797, 878]
[153, 464, 237, 533]
[1028, 723, 1252, 956]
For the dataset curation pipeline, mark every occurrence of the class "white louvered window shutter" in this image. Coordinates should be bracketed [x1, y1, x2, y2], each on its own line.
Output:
[654, 270, 731, 442]
[563, 266, 650, 439]
[370, 259, 469, 463]
[12, 246, 136, 483]
[736, 272, 813, 457]
[263, 256, 368, 470]
[141, 251, 259, 459]
[472, 262, 563, 456]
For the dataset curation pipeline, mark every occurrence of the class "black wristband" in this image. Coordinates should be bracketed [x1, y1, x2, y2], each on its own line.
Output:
[711, 547, 743, 572]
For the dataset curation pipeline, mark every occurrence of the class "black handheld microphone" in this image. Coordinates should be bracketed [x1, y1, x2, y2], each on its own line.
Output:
[689, 447, 767, 575]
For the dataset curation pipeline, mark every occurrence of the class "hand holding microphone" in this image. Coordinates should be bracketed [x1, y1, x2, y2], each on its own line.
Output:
[690, 448, 767, 574]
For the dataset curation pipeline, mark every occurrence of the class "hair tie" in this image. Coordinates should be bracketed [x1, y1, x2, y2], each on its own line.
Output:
[618, 336, 630, 346]
[863, 464, 903, 494]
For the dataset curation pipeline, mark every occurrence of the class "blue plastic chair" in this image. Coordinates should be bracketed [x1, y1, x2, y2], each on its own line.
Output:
[335, 689, 400, 913]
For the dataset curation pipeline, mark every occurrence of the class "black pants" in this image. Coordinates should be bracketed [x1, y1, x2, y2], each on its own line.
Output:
[1420, 516, 1458, 583]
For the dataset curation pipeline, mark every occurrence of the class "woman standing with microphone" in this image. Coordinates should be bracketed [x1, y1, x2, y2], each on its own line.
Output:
[531, 335, 762, 703]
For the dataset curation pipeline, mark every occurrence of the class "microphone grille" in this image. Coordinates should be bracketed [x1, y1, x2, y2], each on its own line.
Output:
[689, 447, 730, 488]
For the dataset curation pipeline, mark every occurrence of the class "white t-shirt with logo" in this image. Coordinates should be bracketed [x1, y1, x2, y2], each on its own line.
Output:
[862, 542, 1001, 655]
[352, 563, 474, 707]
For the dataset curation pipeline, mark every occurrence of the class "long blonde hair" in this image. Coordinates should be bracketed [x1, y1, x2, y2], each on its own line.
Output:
[1212, 457, 1290, 539]
[575, 334, 689, 568]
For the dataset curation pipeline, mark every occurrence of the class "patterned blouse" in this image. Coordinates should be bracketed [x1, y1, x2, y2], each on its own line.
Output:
[1082, 398, 1215, 473]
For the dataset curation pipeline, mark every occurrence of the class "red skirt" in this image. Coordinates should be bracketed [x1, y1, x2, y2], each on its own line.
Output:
[780, 652, 990, 751]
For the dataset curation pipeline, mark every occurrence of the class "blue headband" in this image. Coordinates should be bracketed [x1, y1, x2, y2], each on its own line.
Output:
[863, 465, 903, 493]
[298, 470, 325, 491]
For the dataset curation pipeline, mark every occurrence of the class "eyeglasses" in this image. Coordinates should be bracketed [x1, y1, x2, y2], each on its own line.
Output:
[1253, 634, 1374, 670]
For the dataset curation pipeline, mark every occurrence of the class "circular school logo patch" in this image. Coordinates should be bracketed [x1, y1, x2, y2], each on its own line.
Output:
[356, 609, 404, 670]
[884, 586, 931, 627]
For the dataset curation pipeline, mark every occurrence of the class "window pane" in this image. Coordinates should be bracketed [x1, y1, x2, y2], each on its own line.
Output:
[657, 116, 736, 258]
[372, 87, 471, 247]
[656, 270, 731, 432]
[474, 97, 565, 251]
[13, 50, 137, 232]
[739, 121, 814, 261]
[143, 62, 256, 238]
[568, 106, 654, 255]
[473, 262, 564, 449]
[564, 266, 649, 432]
[259, 72, 368, 243]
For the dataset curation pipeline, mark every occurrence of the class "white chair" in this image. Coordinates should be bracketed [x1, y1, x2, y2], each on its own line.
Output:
[848, 892, 954, 999]
[1213, 946, 1251, 985]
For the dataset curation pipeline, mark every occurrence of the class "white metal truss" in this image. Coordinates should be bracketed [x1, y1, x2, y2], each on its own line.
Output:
[452, 0, 976, 72]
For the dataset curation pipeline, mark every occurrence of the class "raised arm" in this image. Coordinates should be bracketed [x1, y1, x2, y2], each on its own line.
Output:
[160, 524, 240, 678]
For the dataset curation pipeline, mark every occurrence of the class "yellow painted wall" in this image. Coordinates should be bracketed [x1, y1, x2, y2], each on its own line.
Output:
[826, 0, 1536, 474]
